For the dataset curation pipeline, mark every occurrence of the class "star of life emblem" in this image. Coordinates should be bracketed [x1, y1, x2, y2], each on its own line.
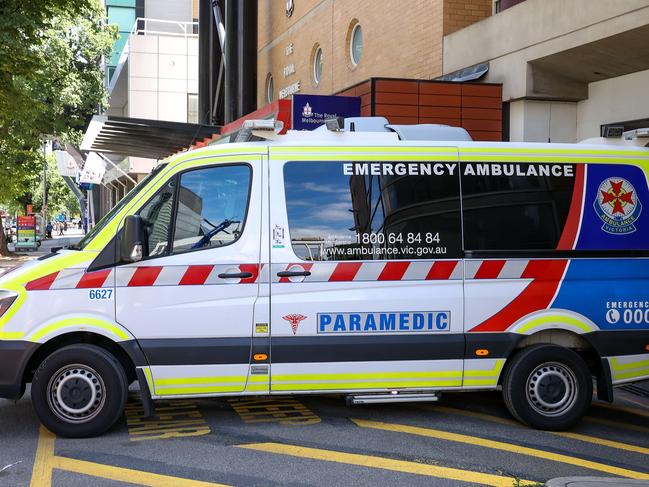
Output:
[594, 177, 642, 234]
[282, 314, 307, 335]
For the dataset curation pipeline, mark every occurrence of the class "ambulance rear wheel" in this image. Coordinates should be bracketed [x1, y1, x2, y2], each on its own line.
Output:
[502, 344, 592, 431]
[32, 344, 128, 438]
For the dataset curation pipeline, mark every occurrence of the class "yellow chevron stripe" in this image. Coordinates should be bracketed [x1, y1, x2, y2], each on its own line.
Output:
[516, 314, 593, 333]
[28, 317, 130, 342]
[273, 371, 461, 381]
[271, 379, 461, 391]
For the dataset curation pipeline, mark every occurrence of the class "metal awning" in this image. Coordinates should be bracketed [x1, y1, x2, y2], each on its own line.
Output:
[81, 115, 221, 159]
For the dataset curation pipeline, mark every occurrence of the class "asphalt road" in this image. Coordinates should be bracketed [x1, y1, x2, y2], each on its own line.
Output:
[1, 385, 648, 487]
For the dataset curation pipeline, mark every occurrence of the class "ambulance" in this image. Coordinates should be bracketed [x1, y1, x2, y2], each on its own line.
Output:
[1, 118, 648, 437]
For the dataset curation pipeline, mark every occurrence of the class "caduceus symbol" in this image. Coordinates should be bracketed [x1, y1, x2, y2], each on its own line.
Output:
[282, 314, 307, 335]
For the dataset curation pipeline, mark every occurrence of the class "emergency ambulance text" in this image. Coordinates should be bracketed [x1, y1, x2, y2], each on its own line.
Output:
[342, 162, 574, 178]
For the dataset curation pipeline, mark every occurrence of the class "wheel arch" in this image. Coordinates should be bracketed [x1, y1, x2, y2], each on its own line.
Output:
[503, 329, 612, 401]
[22, 332, 147, 388]
[499, 329, 599, 385]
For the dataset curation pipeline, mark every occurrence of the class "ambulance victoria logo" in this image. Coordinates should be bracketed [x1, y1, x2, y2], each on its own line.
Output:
[283, 314, 307, 335]
[594, 177, 642, 234]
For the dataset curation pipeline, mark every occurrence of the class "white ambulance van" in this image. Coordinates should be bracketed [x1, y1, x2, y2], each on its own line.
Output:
[1, 118, 648, 437]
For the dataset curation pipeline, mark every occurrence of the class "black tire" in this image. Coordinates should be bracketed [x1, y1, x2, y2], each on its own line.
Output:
[502, 344, 592, 431]
[31, 344, 128, 438]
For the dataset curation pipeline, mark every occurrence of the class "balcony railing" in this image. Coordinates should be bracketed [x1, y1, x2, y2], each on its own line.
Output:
[130, 17, 198, 38]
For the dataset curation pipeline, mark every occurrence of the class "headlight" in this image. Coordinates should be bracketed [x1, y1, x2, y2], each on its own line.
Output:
[0, 291, 18, 319]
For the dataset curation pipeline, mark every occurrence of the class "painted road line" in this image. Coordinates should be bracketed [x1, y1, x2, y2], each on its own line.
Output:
[556, 431, 649, 456]
[51, 457, 230, 487]
[29, 420, 229, 486]
[592, 401, 649, 419]
[125, 397, 210, 441]
[353, 418, 649, 479]
[228, 397, 321, 425]
[418, 404, 519, 427]
[237, 442, 535, 487]
[30, 426, 55, 487]
[585, 417, 649, 435]
[420, 405, 649, 456]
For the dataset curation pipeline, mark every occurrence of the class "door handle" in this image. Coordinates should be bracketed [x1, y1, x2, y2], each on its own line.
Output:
[277, 270, 311, 277]
[218, 272, 253, 279]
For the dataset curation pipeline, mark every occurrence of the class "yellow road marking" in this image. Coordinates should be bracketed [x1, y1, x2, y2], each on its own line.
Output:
[30, 426, 55, 487]
[125, 398, 211, 441]
[445, 394, 649, 434]
[419, 405, 649, 456]
[592, 401, 649, 419]
[353, 418, 649, 479]
[228, 397, 321, 425]
[556, 431, 649, 456]
[238, 442, 535, 487]
[29, 419, 227, 486]
[419, 404, 519, 426]
[585, 416, 649, 435]
[51, 457, 229, 487]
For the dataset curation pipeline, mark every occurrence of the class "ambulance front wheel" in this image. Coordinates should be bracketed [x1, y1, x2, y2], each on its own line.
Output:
[502, 344, 592, 431]
[31, 344, 128, 438]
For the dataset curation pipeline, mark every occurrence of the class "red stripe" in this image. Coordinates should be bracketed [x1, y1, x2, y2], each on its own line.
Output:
[76, 269, 111, 289]
[425, 261, 458, 280]
[474, 260, 506, 279]
[470, 260, 568, 332]
[377, 262, 410, 281]
[179, 265, 213, 286]
[239, 264, 260, 284]
[557, 164, 585, 250]
[329, 262, 362, 282]
[25, 272, 59, 291]
[128, 267, 163, 287]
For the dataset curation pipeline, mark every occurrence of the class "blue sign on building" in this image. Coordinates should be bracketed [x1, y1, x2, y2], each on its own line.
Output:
[292, 94, 361, 130]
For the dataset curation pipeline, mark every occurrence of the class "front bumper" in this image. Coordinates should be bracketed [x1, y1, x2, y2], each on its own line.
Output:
[0, 341, 39, 400]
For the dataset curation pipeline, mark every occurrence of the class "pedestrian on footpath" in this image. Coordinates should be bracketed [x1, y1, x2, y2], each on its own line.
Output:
[46, 222, 52, 239]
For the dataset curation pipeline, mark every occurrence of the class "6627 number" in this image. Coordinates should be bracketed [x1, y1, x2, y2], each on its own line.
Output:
[89, 289, 113, 300]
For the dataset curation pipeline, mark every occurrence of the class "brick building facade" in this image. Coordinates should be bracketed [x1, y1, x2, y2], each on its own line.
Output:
[257, 0, 492, 108]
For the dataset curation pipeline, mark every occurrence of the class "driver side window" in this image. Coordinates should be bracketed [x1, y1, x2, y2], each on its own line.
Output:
[172, 164, 251, 253]
[139, 179, 175, 257]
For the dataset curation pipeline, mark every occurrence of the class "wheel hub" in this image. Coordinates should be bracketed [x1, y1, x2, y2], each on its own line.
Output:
[526, 362, 577, 417]
[47, 364, 106, 423]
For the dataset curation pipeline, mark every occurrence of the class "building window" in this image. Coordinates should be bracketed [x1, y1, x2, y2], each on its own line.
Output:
[350, 23, 363, 66]
[187, 94, 198, 124]
[312, 45, 323, 85]
[266, 73, 274, 103]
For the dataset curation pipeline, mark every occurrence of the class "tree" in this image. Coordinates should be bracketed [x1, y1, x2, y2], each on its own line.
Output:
[31, 156, 81, 219]
[0, 0, 117, 254]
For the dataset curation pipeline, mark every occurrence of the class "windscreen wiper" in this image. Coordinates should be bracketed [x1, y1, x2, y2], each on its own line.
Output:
[191, 218, 240, 249]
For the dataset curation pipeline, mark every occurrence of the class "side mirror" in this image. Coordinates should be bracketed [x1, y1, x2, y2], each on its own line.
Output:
[120, 215, 145, 263]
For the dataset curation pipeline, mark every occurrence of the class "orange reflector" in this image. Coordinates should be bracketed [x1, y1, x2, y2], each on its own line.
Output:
[253, 353, 268, 361]
[475, 349, 489, 357]
[645, 344, 649, 351]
